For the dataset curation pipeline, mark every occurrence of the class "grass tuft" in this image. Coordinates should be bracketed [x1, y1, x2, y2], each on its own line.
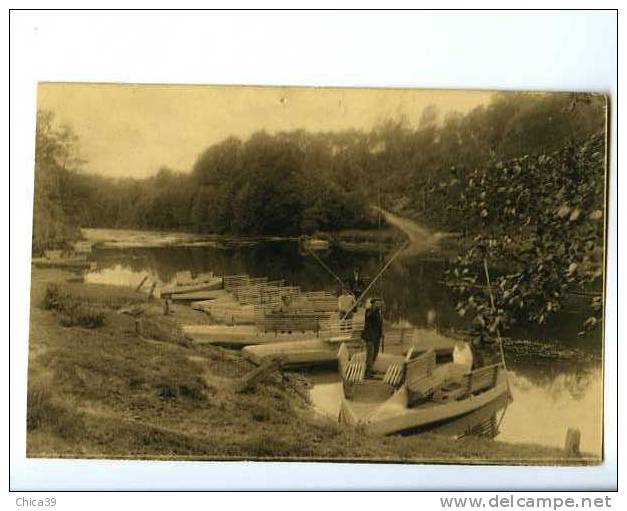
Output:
[27, 387, 84, 439]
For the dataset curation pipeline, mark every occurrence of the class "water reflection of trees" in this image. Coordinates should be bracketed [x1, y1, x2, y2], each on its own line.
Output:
[510, 362, 601, 402]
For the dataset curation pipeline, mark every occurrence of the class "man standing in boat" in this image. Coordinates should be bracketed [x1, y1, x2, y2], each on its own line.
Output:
[348, 268, 363, 297]
[362, 298, 384, 378]
[338, 287, 356, 319]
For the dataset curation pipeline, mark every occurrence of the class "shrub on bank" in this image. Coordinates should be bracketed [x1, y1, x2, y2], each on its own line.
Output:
[43, 283, 106, 328]
[157, 377, 207, 402]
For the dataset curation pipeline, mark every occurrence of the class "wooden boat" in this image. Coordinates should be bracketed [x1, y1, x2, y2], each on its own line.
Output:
[183, 311, 366, 348]
[170, 289, 229, 303]
[191, 297, 257, 324]
[302, 238, 330, 251]
[337, 342, 510, 436]
[160, 275, 223, 297]
[242, 339, 346, 367]
[241, 326, 448, 369]
[182, 324, 318, 347]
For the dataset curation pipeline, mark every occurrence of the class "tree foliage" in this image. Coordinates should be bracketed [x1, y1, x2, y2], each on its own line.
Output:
[444, 132, 606, 339]
[68, 129, 376, 236]
[32, 111, 84, 253]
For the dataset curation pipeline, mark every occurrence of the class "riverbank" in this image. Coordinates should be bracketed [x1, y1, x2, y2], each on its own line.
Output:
[82, 226, 403, 254]
[25, 268, 597, 464]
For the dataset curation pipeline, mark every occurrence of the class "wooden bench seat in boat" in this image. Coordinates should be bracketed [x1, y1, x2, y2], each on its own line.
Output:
[236, 280, 288, 305]
[431, 363, 501, 403]
[232, 278, 268, 300]
[405, 349, 449, 406]
[468, 364, 500, 394]
[223, 274, 251, 292]
[319, 313, 365, 343]
[256, 309, 331, 333]
[301, 291, 338, 313]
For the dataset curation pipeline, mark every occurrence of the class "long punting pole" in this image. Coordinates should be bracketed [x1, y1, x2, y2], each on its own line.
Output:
[482, 257, 511, 432]
[341, 239, 410, 320]
[301, 241, 347, 290]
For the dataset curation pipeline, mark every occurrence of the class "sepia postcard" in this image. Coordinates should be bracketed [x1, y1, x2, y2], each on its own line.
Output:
[27, 83, 608, 465]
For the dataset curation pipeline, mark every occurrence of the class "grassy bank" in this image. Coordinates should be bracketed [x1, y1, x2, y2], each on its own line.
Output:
[26, 268, 595, 464]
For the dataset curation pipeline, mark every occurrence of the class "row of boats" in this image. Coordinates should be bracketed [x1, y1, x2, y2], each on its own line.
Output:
[167, 271, 511, 437]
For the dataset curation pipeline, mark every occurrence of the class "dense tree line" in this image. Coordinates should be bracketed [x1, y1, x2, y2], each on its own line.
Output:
[63, 132, 379, 236]
[33, 91, 606, 252]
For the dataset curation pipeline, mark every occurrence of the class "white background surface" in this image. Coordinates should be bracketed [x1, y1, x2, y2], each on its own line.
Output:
[7, 6, 620, 497]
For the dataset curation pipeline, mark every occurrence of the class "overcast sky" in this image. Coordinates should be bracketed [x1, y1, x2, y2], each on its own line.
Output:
[38, 83, 494, 179]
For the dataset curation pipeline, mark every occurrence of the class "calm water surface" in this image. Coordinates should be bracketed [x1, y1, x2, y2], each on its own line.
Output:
[83, 228, 603, 456]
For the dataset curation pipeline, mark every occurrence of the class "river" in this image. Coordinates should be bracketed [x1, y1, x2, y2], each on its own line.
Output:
[81, 228, 603, 457]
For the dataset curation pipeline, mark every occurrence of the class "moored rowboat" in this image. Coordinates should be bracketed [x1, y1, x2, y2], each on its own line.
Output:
[160, 276, 223, 297]
[302, 238, 330, 251]
[241, 327, 456, 369]
[182, 324, 317, 347]
[338, 342, 510, 436]
[242, 339, 345, 367]
[170, 289, 229, 302]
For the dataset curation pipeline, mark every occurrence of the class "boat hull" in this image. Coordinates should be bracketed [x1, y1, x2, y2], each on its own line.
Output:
[160, 277, 223, 297]
[242, 339, 340, 367]
[303, 239, 330, 251]
[182, 324, 319, 347]
[170, 289, 229, 302]
[340, 371, 510, 436]
[191, 299, 257, 324]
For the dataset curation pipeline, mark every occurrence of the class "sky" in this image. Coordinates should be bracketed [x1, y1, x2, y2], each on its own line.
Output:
[38, 83, 494, 179]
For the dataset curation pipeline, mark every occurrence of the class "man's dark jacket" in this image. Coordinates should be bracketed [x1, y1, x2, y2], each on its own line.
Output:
[362, 308, 383, 343]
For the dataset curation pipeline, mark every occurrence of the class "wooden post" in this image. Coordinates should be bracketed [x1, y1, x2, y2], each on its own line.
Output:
[564, 428, 581, 457]
[135, 275, 149, 293]
[162, 298, 170, 316]
[148, 281, 157, 299]
[232, 358, 283, 393]
[135, 317, 144, 337]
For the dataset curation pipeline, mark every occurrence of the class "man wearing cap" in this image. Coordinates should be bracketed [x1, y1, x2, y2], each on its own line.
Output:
[362, 298, 384, 378]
